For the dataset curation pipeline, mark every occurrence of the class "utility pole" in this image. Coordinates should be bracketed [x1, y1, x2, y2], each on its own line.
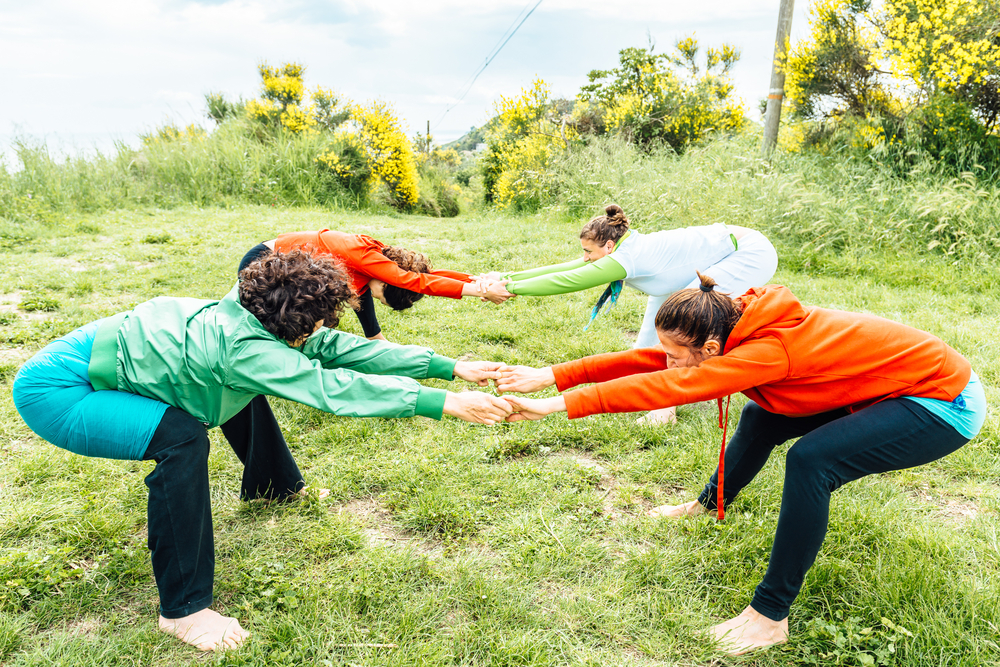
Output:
[762, 0, 795, 156]
[426, 120, 431, 155]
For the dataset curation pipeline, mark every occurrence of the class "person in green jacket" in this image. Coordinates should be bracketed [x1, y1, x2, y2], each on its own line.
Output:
[12, 250, 511, 652]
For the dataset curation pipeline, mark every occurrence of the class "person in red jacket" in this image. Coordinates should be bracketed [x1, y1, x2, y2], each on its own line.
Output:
[239, 229, 508, 341]
[495, 272, 986, 655]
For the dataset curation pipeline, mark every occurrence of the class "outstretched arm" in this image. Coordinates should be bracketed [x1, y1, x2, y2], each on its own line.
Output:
[505, 256, 626, 296]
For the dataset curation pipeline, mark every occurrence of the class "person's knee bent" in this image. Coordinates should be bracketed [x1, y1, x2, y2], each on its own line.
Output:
[783, 442, 834, 492]
[143, 408, 211, 465]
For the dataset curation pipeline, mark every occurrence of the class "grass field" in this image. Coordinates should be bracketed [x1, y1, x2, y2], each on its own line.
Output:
[0, 204, 997, 666]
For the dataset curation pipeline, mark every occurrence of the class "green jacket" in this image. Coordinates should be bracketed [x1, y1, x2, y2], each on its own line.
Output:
[87, 285, 456, 427]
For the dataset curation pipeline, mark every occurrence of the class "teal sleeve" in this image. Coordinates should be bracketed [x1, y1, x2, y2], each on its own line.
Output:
[503, 258, 587, 281]
[506, 256, 627, 296]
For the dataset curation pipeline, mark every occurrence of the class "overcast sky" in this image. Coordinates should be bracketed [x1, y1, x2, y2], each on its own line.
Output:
[1, 0, 812, 159]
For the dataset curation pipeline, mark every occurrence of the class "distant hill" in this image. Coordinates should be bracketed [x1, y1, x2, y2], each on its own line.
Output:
[442, 122, 492, 152]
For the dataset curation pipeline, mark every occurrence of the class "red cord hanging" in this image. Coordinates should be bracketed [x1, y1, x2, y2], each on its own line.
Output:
[716, 395, 731, 521]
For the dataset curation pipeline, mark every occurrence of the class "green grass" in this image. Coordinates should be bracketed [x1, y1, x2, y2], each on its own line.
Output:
[0, 200, 997, 666]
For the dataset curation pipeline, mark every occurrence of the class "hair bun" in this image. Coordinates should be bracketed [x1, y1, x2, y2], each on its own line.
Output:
[605, 204, 624, 217]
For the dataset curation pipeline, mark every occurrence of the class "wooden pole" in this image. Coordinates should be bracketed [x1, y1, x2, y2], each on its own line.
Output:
[426, 120, 431, 154]
[762, 0, 795, 156]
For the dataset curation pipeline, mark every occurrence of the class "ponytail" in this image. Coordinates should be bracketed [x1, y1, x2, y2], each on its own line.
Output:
[654, 272, 743, 350]
[579, 203, 630, 246]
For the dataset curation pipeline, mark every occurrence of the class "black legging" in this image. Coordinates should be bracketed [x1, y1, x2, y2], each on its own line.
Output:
[142, 396, 302, 618]
[238, 243, 382, 338]
[697, 398, 969, 621]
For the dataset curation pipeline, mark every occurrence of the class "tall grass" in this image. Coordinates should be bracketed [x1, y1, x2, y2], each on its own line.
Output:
[0, 120, 368, 218]
[543, 135, 1000, 290]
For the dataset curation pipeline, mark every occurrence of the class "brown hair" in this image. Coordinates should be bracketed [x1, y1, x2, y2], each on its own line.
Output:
[654, 272, 743, 351]
[579, 204, 630, 246]
[239, 250, 358, 343]
[380, 245, 431, 310]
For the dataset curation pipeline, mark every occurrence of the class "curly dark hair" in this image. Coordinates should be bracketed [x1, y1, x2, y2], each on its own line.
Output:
[380, 245, 431, 310]
[238, 250, 358, 343]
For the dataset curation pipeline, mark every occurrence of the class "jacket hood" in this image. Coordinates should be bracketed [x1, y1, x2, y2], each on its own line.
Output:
[724, 285, 808, 354]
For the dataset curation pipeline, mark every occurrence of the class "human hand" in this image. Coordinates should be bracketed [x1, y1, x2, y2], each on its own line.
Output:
[480, 279, 514, 304]
[504, 395, 565, 422]
[443, 391, 513, 425]
[478, 271, 503, 282]
[454, 360, 504, 386]
[495, 365, 555, 394]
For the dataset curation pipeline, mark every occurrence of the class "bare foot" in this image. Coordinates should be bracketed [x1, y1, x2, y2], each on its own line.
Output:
[647, 499, 716, 519]
[248, 486, 330, 507]
[297, 486, 330, 500]
[637, 406, 677, 425]
[710, 605, 788, 655]
[159, 608, 249, 651]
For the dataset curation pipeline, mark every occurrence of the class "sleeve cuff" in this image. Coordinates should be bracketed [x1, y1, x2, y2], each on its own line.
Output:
[552, 360, 588, 391]
[428, 354, 457, 380]
[415, 387, 448, 419]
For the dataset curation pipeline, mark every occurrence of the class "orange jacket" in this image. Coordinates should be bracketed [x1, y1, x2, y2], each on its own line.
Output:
[274, 230, 472, 298]
[554, 285, 971, 419]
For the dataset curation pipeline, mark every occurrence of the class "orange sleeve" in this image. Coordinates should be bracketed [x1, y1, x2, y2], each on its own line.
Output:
[561, 339, 790, 419]
[352, 246, 469, 299]
[431, 269, 473, 282]
[552, 348, 668, 390]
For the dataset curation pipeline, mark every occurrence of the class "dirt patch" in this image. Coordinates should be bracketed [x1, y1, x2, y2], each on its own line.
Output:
[337, 496, 444, 557]
[67, 618, 102, 637]
[911, 488, 982, 522]
[0, 292, 24, 309]
[549, 451, 638, 519]
[52, 257, 88, 272]
[0, 348, 30, 364]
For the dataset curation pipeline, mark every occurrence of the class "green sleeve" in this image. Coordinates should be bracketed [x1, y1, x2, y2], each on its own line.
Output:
[224, 333, 455, 420]
[503, 258, 587, 281]
[506, 256, 627, 296]
[301, 329, 456, 380]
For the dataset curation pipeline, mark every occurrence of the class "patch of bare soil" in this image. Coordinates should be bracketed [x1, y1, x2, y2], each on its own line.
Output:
[337, 496, 445, 557]
[67, 618, 102, 637]
[911, 487, 982, 523]
[0, 292, 49, 322]
[0, 348, 30, 364]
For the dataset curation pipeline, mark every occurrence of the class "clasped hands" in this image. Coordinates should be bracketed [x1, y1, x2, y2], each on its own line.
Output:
[449, 361, 563, 425]
[471, 271, 515, 304]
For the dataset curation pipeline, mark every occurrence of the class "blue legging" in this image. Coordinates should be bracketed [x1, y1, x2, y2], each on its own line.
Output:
[697, 398, 970, 621]
[13, 321, 165, 460]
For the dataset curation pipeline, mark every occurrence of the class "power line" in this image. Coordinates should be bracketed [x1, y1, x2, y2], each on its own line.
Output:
[432, 0, 543, 131]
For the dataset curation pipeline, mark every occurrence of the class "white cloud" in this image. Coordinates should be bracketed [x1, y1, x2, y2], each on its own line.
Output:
[2, 0, 812, 153]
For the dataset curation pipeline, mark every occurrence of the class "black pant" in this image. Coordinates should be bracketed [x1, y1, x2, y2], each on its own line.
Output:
[141, 396, 302, 618]
[238, 243, 382, 338]
[696, 398, 969, 621]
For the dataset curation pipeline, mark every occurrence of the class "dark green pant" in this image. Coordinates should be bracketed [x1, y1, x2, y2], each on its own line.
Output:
[142, 396, 303, 618]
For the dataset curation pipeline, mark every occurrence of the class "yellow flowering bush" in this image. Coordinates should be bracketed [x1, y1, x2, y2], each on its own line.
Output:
[352, 101, 420, 208]
[141, 124, 206, 146]
[482, 79, 567, 210]
[581, 39, 747, 151]
[786, 0, 1000, 174]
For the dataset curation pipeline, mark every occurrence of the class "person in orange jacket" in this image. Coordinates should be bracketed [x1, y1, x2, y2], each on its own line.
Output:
[494, 272, 986, 655]
[238, 229, 507, 341]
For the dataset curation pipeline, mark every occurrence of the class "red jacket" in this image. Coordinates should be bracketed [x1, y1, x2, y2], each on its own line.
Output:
[554, 285, 971, 419]
[274, 230, 472, 298]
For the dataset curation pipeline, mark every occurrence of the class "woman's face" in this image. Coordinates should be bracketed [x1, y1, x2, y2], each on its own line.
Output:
[368, 279, 389, 306]
[656, 332, 721, 369]
[580, 237, 615, 262]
